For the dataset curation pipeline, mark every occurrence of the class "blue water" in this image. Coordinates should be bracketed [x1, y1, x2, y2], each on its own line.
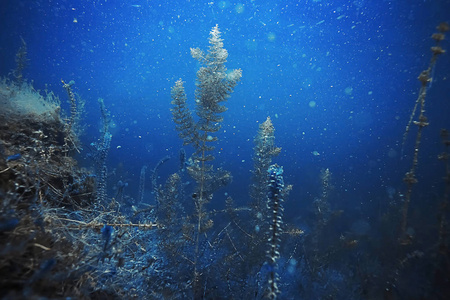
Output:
[1, 0, 450, 299]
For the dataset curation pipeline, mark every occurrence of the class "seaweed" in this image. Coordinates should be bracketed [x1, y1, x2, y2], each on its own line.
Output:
[1, 21, 449, 300]
[170, 25, 241, 296]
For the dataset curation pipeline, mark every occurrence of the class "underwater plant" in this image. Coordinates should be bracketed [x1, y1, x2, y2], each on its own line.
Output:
[1, 16, 449, 299]
[250, 116, 282, 217]
[170, 24, 242, 295]
[13, 37, 28, 86]
[400, 22, 449, 245]
[265, 164, 285, 299]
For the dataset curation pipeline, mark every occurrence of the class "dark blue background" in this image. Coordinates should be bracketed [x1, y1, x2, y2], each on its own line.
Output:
[1, 0, 449, 223]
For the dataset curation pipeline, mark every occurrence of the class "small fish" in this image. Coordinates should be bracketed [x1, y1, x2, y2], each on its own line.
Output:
[131, 4, 141, 8]
[6, 153, 21, 162]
